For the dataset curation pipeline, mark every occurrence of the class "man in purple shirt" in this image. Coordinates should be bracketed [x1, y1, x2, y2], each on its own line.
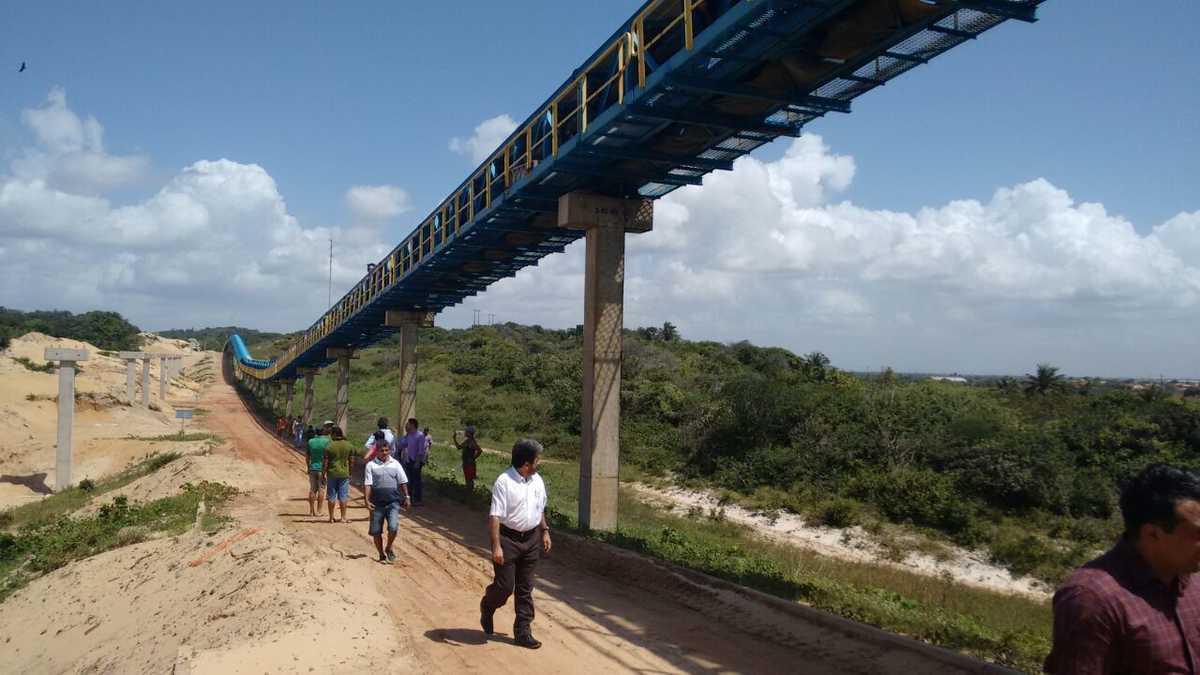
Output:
[396, 417, 427, 506]
[1045, 464, 1200, 674]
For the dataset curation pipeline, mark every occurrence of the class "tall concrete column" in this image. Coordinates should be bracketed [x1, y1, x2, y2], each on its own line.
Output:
[141, 356, 152, 407]
[119, 352, 147, 405]
[559, 191, 652, 531]
[284, 380, 295, 419]
[45, 348, 89, 491]
[158, 355, 169, 403]
[299, 368, 317, 425]
[385, 310, 435, 429]
[327, 348, 355, 434]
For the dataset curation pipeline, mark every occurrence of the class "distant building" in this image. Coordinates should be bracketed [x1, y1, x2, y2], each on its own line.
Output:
[929, 376, 968, 384]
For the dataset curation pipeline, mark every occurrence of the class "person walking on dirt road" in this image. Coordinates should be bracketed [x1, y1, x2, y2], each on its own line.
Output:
[364, 441, 410, 564]
[454, 425, 483, 493]
[397, 418, 427, 506]
[480, 439, 551, 650]
[323, 426, 354, 523]
[306, 426, 331, 517]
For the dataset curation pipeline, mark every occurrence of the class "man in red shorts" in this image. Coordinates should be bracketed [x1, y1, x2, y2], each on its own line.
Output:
[454, 425, 484, 493]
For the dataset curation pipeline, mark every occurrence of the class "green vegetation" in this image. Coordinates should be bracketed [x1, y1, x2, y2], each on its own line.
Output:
[0, 307, 142, 351]
[239, 322, 1200, 671]
[0, 453, 182, 531]
[12, 356, 57, 373]
[0, 481, 235, 602]
[124, 432, 221, 443]
[160, 326, 282, 351]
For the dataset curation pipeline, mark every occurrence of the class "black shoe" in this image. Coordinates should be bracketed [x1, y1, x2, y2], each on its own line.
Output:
[480, 600, 494, 635]
[514, 634, 542, 650]
[378, 553, 389, 565]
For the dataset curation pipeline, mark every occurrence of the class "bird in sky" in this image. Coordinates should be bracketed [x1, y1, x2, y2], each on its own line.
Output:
[18, 62, 26, 73]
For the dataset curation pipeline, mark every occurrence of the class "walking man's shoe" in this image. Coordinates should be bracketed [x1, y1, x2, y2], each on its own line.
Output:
[480, 599, 494, 635]
[378, 552, 389, 564]
[514, 634, 542, 650]
[386, 549, 396, 563]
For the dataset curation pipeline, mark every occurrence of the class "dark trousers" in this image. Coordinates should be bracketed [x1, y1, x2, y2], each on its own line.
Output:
[404, 461, 423, 502]
[482, 528, 541, 636]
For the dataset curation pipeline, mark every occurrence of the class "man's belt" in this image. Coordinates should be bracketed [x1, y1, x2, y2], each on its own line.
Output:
[500, 524, 539, 541]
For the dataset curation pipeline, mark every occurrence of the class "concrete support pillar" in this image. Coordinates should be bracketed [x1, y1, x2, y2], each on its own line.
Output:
[559, 191, 652, 531]
[284, 380, 295, 419]
[299, 368, 317, 426]
[119, 352, 147, 405]
[385, 310, 435, 430]
[327, 348, 355, 434]
[45, 348, 89, 491]
[158, 355, 169, 403]
[140, 357, 152, 407]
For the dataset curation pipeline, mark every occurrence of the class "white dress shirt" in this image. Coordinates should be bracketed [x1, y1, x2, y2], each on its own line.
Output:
[489, 466, 547, 532]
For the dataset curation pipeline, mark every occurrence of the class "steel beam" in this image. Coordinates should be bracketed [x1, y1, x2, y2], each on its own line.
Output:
[667, 76, 852, 113]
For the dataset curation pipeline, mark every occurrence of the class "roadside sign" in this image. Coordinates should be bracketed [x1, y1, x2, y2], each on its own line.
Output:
[175, 409, 194, 419]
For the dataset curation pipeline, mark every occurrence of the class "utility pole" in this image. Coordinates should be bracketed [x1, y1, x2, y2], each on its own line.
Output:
[472, 309, 480, 326]
[488, 313, 495, 325]
[328, 239, 334, 309]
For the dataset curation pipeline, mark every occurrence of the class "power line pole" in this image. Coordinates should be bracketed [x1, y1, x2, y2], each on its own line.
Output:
[472, 309, 480, 326]
[328, 239, 333, 309]
[488, 313, 495, 325]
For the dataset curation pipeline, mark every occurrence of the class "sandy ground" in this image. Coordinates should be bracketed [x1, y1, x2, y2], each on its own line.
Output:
[0, 339, 1003, 673]
[0, 332, 213, 510]
[631, 483, 1051, 600]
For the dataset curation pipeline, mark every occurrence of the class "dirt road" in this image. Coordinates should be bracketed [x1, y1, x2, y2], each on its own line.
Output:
[201, 378, 993, 674]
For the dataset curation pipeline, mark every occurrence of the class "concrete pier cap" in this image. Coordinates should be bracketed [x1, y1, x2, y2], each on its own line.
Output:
[558, 190, 653, 532]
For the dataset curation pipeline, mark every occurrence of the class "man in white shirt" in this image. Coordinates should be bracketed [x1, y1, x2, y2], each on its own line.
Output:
[364, 441, 410, 564]
[363, 417, 395, 459]
[480, 439, 551, 649]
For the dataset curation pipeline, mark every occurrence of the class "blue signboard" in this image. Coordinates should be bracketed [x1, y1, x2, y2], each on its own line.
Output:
[175, 409, 193, 419]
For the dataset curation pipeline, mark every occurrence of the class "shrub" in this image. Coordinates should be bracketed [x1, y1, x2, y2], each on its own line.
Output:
[849, 466, 968, 532]
[814, 497, 862, 528]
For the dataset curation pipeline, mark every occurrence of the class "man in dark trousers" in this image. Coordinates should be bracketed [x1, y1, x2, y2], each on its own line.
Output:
[480, 439, 551, 649]
[1045, 464, 1200, 673]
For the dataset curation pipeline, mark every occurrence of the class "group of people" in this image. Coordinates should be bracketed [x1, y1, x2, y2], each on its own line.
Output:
[282, 413, 546, 649]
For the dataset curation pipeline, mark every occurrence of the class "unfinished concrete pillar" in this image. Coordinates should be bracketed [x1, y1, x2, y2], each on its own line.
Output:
[119, 351, 147, 405]
[158, 355, 170, 403]
[140, 356, 152, 407]
[45, 348, 89, 491]
[559, 191, 653, 531]
[299, 368, 317, 426]
[327, 348, 355, 434]
[385, 310, 435, 430]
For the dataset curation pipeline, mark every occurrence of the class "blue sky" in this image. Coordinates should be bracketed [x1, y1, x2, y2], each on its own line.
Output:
[2, 1, 1199, 377]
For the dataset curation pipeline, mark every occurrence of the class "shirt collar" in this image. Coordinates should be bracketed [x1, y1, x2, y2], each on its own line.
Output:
[1114, 537, 1193, 594]
[506, 466, 534, 484]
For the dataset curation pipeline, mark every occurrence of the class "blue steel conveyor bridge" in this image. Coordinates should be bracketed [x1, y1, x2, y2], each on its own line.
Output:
[229, 0, 1047, 380]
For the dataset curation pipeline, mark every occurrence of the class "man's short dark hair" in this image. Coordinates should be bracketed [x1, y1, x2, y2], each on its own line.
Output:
[1121, 464, 1200, 538]
[373, 430, 386, 441]
[377, 417, 389, 429]
[511, 438, 544, 469]
[408, 417, 419, 429]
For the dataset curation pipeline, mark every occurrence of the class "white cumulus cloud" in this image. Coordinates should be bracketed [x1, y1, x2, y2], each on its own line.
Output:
[345, 184, 411, 222]
[448, 114, 518, 164]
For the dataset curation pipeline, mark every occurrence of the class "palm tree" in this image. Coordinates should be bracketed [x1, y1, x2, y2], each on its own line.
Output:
[1024, 363, 1064, 396]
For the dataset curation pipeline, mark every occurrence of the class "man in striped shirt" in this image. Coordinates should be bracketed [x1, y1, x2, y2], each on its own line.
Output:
[364, 441, 410, 564]
[1046, 464, 1200, 673]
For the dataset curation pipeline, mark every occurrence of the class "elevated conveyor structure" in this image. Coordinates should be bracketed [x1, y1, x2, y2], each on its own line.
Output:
[227, 0, 1047, 380]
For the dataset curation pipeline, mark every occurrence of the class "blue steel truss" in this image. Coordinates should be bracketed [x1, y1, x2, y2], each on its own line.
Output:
[231, 0, 1047, 380]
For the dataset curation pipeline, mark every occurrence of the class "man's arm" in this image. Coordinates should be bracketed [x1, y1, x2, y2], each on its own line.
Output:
[489, 515, 503, 565]
[1044, 585, 1117, 674]
[472, 440, 483, 462]
[540, 511, 552, 554]
[363, 463, 374, 510]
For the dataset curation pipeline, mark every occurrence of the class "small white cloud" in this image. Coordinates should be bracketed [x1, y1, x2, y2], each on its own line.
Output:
[13, 87, 149, 193]
[449, 114, 518, 164]
[345, 184, 411, 222]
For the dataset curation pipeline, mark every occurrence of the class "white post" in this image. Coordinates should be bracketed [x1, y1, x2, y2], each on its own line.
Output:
[46, 348, 89, 491]
[159, 355, 169, 403]
[119, 351, 148, 405]
[141, 356, 152, 407]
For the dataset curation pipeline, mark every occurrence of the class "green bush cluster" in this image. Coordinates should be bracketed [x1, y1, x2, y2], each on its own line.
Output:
[0, 307, 142, 351]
